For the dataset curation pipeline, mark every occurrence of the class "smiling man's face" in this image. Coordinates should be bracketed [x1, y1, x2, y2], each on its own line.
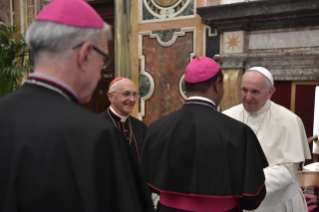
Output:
[108, 78, 137, 116]
[241, 71, 274, 113]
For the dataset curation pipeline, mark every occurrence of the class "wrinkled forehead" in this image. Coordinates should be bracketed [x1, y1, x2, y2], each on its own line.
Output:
[242, 71, 268, 88]
[116, 79, 136, 92]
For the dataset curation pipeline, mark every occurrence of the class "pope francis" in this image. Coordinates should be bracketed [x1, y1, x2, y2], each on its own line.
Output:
[223, 67, 311, 212]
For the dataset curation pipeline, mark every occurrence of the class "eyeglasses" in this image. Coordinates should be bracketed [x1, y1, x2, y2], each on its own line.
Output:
[73, 42, 112, 69]
[112, 91, 140, 99]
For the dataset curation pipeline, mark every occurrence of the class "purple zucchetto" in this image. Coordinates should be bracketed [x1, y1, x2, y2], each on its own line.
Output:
[36, 0, 104, 28]
[185, 57, 220, 83]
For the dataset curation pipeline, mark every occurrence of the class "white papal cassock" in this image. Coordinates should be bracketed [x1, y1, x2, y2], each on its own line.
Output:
[224, 100, 311, 212]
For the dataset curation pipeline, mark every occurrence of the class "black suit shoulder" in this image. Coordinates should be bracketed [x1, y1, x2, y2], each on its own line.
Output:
[130, 115, 147, 129]
[0, 85, 155, 212]
[148, 104, 252, 142]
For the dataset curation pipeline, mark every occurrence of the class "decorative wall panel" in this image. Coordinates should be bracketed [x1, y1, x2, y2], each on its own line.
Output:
[27, 0, 36, 26]
[222, 31, 245, 54]
[249, 30, 319, 50]
[0, 0, 11, 25]
[138, 28, 195, 125]
[204, 26, 219, 58]
[37, 0, 51, 14]
[140, 0, 196, 23]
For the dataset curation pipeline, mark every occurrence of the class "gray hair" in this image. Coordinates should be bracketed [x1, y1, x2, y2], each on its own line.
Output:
[108, 81, 119, 92]
[108, 81, 119, 102]
[26, 20, 112, 59]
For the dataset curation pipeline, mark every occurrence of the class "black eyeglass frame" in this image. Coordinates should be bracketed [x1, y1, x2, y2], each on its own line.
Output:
[73, 42, 112, 69]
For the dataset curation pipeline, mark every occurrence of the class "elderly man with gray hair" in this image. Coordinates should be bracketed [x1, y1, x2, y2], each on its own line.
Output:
[224, 67, 311, 212]
[0, 0, 154, 212]
[100, 77, 147, 160]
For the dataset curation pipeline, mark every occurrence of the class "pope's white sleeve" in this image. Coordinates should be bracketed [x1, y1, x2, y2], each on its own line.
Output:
[253, 163, 298, 212]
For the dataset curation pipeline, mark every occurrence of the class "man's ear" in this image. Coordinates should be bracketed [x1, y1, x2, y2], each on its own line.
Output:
[107, 92, 113, 102]
[268, 86, 276, 99]
[212, 77, 222, 93]
[77, 42, 93, 72]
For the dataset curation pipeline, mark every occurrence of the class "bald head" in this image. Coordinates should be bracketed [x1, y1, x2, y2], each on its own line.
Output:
[241, 71, 276, 113]
[108, 78, 138, 116]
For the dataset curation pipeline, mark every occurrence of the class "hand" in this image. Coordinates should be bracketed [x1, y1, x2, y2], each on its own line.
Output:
[308, 135, 319, 143]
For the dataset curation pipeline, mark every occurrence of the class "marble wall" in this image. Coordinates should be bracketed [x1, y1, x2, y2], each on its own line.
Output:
[0, 0, 11, 25]
[140, 0, 196, 23]
[132, 0, 209, 122]
[246, 26, 319, 81]
[249, 30, 319, 50]
[140, 30, 194, 125]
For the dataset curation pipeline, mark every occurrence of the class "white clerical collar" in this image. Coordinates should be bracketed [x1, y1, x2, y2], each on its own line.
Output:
[29, 73, 79, 99]
[109, 106, 129, 122]
[248, 100, 271, 116]
[187, 96, 216, 106]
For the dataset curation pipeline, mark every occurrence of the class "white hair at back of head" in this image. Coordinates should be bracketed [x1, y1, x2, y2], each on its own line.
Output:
[26, 20, 112, 60]
[109, 81, 119, 93]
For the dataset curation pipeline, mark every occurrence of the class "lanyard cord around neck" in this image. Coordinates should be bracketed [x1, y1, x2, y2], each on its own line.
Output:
[107, 108, 140, 159]
[26, 79, 71, 102]
[243, 102, 271, 135]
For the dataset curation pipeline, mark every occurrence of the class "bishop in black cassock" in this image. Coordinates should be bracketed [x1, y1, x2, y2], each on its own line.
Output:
[100, 77, 147, 159]
[0, 0, 154, 211]
[0, 76, 153, 212]
[140, 57, 268, 212]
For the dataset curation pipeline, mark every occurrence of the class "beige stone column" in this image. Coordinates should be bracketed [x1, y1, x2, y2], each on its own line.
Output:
[213, 55, 246, 111]
[214, 30, 247, 111]
[221, 68, 243, 110]
[115, 0, 132, 78]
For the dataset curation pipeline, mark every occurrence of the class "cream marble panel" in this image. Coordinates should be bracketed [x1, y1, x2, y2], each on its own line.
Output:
[206, 0, 220, 6]
[249, 30, 319, 50]
[223, 31, 245, 54]
[220, 0, 245, 4]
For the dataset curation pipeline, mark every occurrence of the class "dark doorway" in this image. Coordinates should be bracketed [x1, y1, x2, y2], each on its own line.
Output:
[81, 0, 115, 114]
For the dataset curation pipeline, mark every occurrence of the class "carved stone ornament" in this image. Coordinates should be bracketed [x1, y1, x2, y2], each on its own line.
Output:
[197, 0, 319, 32]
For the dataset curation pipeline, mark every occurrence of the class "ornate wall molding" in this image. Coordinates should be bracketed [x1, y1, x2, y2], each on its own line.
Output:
[139, 0, 196, 24]
[203, 26, 218, 57]
[197, 0, 319, 32]
[138, 27, 196, 120]
[214, 51, 319, 81]
[178, 74, 187, 100]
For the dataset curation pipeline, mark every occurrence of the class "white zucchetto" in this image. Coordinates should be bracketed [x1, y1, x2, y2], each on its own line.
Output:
[247, 67, 274, 86]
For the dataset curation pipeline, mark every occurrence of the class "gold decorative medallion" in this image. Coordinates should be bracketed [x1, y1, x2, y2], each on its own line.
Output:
[226, 34, 241, 51]
[154, 0, 179, 7]
[143, 0, 191, 19]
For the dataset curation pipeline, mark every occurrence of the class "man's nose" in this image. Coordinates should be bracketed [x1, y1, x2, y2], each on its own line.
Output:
[245, 92, 253, 101]
[129, 94, 136, 101]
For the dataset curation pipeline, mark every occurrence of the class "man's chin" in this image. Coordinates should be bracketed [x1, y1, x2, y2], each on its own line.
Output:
[244, 105, 257, 113]
[124, 110, 133, 115]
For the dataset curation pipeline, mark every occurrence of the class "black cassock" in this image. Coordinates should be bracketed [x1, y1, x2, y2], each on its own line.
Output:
[100, 109, 147, 159]
[140, 99, 268, 212]
[0, 77, 154, 212]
